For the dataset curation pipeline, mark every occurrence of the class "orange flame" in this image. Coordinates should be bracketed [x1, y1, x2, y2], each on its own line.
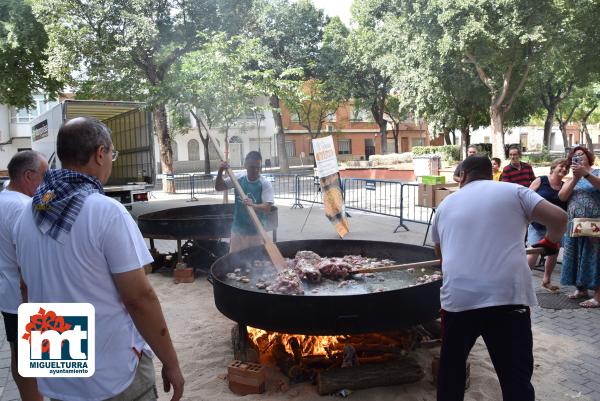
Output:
[247, 326, 342, 356]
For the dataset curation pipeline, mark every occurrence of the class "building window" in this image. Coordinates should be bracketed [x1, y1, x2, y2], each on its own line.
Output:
[326, 111, 337, 122]
[290, 112, 300, 123]
[411, 137, 425, 147]
[170, 140, 178, 162]
[10, 95, 58, 123]
[483, 136, 490, 143]
[187, 139, 200, 161]
[338, 139, 352, 154]
[285, 140, 296, 157]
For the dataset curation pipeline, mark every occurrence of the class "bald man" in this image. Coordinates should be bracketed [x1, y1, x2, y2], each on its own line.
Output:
[14, 117, 184, 401]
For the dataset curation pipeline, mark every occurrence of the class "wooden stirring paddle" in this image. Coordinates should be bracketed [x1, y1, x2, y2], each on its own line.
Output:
[353, 247, 545, 274]
[208, 131, 287, 271]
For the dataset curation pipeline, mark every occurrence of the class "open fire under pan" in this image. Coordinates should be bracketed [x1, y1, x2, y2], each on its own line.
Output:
[210, 240, 441, 336]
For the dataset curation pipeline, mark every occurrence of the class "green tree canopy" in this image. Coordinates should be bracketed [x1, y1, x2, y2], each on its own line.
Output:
[247, 0, 327, 171]
[31, 0, 251, 190]
[0, 0, 61, 108]
[170, 35, 263, 174]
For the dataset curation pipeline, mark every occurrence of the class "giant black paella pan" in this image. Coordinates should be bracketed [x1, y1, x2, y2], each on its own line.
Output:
[138, 203, 278, 240]
[211, 240, 441, 335]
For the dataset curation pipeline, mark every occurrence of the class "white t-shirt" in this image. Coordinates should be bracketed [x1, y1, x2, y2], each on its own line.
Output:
[431, 180, 543, 312]
[0, 189, 30, 313]
[15, 193, 153, 401]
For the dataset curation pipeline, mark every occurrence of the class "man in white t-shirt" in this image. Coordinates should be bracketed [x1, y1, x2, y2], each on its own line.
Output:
[431, 156, 567, 401]
[0, 150, 47, 401]
[15, 117, 184, 401]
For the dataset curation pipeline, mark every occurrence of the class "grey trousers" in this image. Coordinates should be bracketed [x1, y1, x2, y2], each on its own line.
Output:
[51, 354, 157, 401]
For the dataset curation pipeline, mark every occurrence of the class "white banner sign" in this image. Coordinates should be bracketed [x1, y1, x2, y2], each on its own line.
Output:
[312, 135, 339, 177]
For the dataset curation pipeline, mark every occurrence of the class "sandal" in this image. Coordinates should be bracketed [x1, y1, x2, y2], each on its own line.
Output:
[541, 282, 560, 293]
[579, 298, 600, 308]
[568, 291, 589, 299]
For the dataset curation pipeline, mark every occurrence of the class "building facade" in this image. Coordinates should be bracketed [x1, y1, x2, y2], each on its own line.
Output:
[0, 95, 59, 169]
[279, 101, 429, 163]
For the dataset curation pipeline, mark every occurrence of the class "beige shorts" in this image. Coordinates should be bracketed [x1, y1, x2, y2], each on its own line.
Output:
[51, 354, 157, 401]
[229, 232, 263, 253]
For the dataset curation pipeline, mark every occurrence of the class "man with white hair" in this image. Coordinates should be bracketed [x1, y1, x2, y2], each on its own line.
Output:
[0, 150, 48, 400]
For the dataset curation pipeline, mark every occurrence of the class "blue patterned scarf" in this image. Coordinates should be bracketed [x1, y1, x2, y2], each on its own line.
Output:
[32, 169, 104, 244]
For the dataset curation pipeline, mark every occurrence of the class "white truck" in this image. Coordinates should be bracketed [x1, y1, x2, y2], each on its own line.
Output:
[30, 100, 155, 208]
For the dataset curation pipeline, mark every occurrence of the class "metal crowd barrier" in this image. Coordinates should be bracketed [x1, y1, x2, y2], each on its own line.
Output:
[157, 173, 433, 231]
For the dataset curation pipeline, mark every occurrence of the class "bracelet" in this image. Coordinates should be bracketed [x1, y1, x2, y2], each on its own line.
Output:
[584, 173, 590, 178]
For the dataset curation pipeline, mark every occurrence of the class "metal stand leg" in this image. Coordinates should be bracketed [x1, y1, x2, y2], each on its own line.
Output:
[187, 174, 198, 202]
[177, 239, 182, 263]
[394, 221, 409, 233]
[423, 208, 436, 246]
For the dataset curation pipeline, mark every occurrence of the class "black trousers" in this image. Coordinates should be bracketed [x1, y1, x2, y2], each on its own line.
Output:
[437, 305, 534, 401]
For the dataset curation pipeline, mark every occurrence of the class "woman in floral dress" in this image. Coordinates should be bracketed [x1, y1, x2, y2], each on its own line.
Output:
[559, 146, 600, 308]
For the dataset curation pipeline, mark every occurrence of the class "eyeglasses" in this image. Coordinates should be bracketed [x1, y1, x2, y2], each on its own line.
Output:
[111, 150, 119, 162]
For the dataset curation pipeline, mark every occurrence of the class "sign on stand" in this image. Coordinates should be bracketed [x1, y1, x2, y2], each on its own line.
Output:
[311, 136, 349, 238]
[312, 136, 339, 178]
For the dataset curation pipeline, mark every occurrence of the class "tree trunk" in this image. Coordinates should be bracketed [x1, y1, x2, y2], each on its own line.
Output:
[490, 106, 505, 159]
[394, 135, 399, 153]
[542, 105, 556, 150]
[559, 121, 569, 151]
[153, 104, 175, 193]
[270, 95, 289, 173]
[202, 138, 211, 175]
[583, 121, 593, 149]
[460, 124, 470, 159]
[443, 131, 451, 145]
[379, 124, 387, 154]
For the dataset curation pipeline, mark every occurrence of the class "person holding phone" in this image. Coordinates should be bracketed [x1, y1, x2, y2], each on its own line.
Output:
[559, 146, 600, 307]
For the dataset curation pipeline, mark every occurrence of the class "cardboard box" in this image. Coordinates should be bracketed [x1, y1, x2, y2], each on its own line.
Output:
[417, 183, 458, 208]
[434, 186, 459, 207]
[228, 360, 265, 396]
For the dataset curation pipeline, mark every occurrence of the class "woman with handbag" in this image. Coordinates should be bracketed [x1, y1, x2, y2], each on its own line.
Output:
[527, 158, 569, 292]
[559, 146, 600, 308]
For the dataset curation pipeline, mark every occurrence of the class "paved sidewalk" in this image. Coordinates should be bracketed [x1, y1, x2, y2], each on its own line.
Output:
[2, 193, 599, 401]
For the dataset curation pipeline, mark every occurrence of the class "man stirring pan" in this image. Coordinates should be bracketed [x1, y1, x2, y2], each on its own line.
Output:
[215, 151, 274, 253]
[432, 156, 566, 401]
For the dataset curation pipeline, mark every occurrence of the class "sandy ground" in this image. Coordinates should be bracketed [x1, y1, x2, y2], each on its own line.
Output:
[148, 274, 587, 401]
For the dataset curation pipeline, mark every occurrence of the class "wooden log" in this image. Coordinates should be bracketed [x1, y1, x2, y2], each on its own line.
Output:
[230, 324, 259, 363]
[316, 356, 424, 395]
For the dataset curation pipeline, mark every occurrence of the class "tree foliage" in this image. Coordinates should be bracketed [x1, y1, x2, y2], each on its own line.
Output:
[31, 0, 252, 190]
[169, 35, 263, 174]
[0, 0, 61, 108]
[248, 0, 327, 171]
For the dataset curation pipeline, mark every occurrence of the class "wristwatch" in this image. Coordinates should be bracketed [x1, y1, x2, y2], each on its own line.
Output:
[584, 173, 590, 178]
